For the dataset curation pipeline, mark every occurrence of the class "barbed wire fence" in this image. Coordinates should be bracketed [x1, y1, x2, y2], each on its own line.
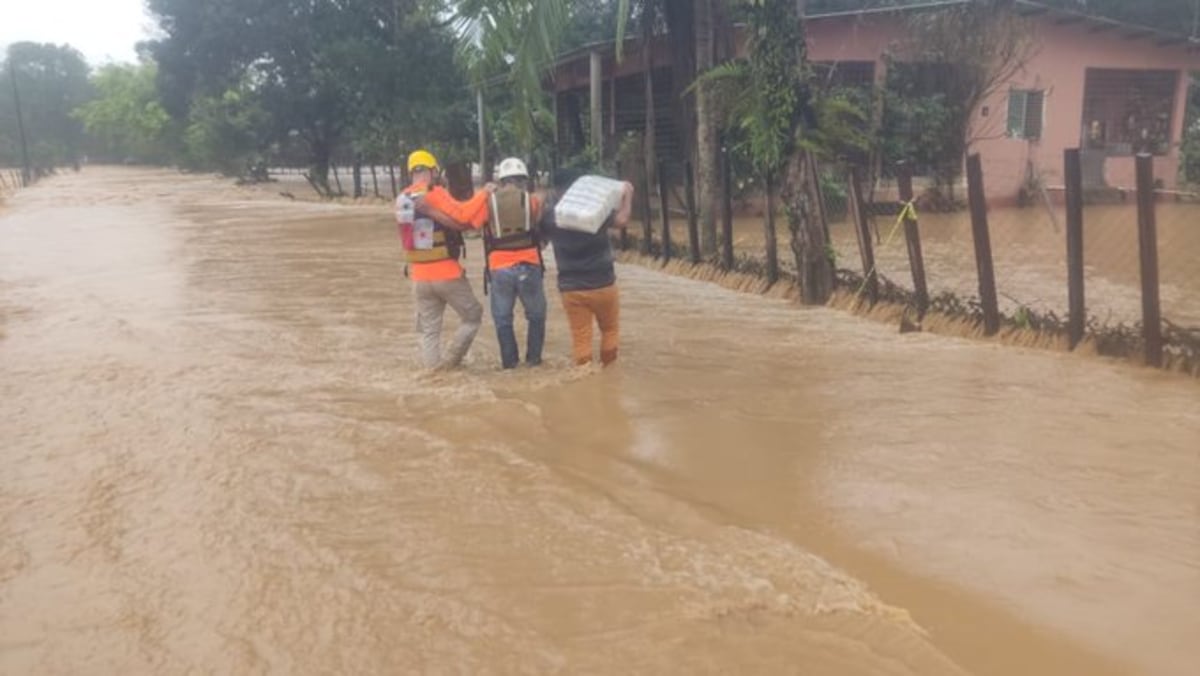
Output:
[618, 145, 1199, 373]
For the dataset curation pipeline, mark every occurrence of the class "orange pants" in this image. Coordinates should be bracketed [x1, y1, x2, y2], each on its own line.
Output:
[561, 285, 620, 365]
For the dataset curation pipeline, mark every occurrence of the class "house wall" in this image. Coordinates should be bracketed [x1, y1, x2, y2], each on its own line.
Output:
[806, 14, 1198, 204]
[551, 11, 1199, 204]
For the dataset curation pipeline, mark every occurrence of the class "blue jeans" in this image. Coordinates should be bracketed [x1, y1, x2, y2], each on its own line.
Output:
[489, 263, 547, 368]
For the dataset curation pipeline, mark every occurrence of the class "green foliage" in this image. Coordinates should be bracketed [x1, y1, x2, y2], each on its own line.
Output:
[74, 62, 171, 163]
[182, 87, 270, 174]
[561, 144, 606, 175]
[879, 69, 957, 179]
[876, 4, 1033, 197]
[0, 42, 91, 167]
[455, 0, 571, 148]
[697, 0, 811, 179]
[147, 0, 468, 185]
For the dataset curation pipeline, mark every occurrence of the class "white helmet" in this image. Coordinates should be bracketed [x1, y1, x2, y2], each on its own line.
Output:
[496, 157, 529, 181]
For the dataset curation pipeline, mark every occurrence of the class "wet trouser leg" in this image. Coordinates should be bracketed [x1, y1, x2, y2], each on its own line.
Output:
[415, 277, 482, 369]
[414, 281, 447, 369]
[560, 284, 618, 366]
[517, 266, 547, 366]
[592, 285, 620, 366]
[489, 267, 520, 369]
[439, 277, 483, 368]
[561, 290, 595, 365]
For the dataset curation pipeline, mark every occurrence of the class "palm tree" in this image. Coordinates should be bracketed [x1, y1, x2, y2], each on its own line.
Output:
[696, 0, 853, 302]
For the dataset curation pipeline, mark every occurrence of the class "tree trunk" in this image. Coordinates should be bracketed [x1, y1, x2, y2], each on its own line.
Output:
[352, 160, 363, 198]
[309, 138, 333, 197]
[695, 0, 719, 256]
[782, 149, 832, 304]
[764, 174, 779, 286]
[331, 163, 344, 196]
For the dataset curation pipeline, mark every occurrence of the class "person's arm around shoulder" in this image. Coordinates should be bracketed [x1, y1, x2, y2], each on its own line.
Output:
[418, 183, 496, 232]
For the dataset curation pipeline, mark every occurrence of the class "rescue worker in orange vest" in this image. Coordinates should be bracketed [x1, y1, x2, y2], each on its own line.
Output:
[396, 149, 494, 369]
[483, 157, 547, 369]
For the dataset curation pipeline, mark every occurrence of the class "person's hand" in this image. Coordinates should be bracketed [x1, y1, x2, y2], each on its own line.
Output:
[483, 182, 498, 193]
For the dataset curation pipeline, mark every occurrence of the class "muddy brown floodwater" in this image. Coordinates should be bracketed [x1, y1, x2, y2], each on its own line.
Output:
[2, 168, 1198, 675]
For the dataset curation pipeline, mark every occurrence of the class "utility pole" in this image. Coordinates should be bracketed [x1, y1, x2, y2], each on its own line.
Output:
[7, 60, 33, 187]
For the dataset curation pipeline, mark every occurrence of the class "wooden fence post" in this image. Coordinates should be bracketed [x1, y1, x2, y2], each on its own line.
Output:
[897, 162, 929, 316]
[720, 143, 734, 270]
[1135, 153, 1163, 367]
[966, 153, 1001, 336]
[658, 159, 672, 263]
[1063, 148, 1086, 350]
[685, 160, 701, 263]
[847, 166, 879, 304]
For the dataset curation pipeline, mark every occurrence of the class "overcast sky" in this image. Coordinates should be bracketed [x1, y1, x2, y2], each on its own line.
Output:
[1, 0, 153, 65]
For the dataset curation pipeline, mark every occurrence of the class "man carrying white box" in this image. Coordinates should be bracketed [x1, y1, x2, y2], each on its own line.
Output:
[538, 169, 635, 366]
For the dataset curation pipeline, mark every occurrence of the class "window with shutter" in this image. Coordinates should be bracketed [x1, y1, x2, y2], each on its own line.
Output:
[1007, 89, 1045, 140]
[1007, 90, 1028, 138]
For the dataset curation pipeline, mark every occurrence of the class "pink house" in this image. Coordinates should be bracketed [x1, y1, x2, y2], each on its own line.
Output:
[550, 0, 1200, 205]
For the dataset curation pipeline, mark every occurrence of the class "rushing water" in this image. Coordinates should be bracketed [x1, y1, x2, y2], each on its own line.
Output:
[2, 168, 1197, 675]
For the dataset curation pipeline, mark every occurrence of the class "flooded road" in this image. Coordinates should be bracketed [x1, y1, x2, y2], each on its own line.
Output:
[706, 198, 1200, 328]
[2, 168, 1198, 675]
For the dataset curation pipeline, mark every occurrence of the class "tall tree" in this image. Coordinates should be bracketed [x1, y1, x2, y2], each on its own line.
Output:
[702, 0, 844, 300]
[0, 43, 91, 168]
[147, 0, 468, 190]
[888, 1, 1034, 200]
[74, 62, 172, 164]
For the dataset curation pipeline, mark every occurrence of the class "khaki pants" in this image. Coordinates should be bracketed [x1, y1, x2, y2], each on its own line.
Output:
[414, 278, 483, 369]
[561, 284, 619, 366]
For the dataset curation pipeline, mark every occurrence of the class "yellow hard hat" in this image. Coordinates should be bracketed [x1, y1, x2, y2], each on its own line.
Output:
[407, 149, 438, 172]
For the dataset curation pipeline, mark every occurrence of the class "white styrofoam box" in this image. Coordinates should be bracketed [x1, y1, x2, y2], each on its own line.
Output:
[553, 175, 625, 234]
